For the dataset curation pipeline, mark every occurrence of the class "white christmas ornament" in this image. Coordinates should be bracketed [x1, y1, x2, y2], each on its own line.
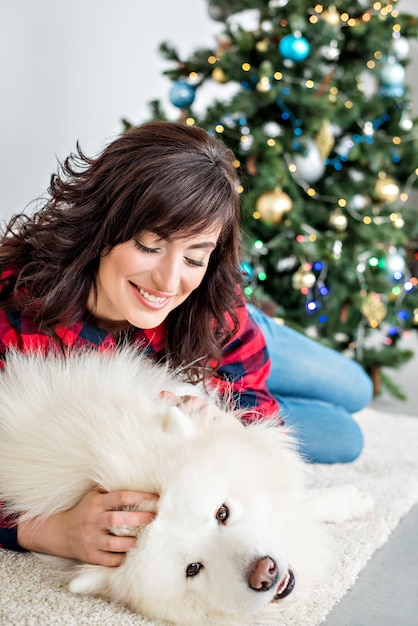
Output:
[386, 248, 406, 278]
[335, 135, 354, 157]
[391, 36, 410, 61]
[293, 141, 326, 183]
[348, 169, 365, 183]
[263, 121, 282, 137]
[380, 60, 406, 86]
[400, 111, 413, 131]
[349, 194, 369, 211]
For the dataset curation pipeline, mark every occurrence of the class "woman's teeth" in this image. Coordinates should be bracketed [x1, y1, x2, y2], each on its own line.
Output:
[139, 288, 167, 303]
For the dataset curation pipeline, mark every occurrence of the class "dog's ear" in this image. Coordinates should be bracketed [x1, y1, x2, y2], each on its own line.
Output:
[69, 565, 112, 597]
[161, 406, 197, 438]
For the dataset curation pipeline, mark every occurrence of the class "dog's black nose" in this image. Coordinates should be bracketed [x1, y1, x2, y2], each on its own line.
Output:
[248, 556, 279, 591]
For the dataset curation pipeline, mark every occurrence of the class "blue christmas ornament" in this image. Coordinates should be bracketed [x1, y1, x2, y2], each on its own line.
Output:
[278, 34, 310, 62]
[169, 80, 196, 108]
[379, 84, 405, 98]
[240, 261, 254, 282]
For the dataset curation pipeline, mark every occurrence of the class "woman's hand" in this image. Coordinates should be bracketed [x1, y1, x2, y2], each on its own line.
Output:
[17, 487, 158, 566]
[160, 390, 242, 429]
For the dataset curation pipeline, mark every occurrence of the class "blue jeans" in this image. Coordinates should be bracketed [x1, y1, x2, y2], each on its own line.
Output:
[248, 305, 373, 464]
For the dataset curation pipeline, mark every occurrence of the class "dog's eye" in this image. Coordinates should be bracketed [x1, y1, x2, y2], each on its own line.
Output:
[215, 504, 229, 524]
[186, 562, 203, 577]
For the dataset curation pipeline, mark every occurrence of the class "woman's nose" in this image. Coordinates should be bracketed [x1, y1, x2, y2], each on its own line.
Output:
[151, 258, 180, 293]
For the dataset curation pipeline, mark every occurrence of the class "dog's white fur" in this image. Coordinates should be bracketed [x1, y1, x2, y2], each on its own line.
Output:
[0, 348, 373, 625]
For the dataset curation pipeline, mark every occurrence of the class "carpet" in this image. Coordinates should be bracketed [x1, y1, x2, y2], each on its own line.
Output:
[1, 407, 418, 626]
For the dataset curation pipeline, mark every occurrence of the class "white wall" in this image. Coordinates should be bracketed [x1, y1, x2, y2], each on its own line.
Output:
[0, 0, 220, 219]
[0, 0, 416, 221]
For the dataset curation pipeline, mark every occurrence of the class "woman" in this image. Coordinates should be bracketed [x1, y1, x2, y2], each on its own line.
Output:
[0, 120, 372, 565]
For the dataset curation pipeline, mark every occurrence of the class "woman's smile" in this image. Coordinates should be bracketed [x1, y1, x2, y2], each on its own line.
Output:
[130, 283, 172, 310]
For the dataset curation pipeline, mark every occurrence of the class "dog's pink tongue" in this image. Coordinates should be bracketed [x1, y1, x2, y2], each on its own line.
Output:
[273, 569, 295, 600]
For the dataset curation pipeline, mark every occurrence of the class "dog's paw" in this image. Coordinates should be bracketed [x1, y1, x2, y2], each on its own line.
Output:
[69, 564, 111, 596]
[310, 484, 374, 523]
[340, 484, 374, 520]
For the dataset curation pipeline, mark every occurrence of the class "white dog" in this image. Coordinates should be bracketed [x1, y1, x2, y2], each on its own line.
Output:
[0, 348, 372, 625]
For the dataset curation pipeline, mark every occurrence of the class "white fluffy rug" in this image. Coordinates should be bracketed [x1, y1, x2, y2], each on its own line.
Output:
[1, 407, 418, 626]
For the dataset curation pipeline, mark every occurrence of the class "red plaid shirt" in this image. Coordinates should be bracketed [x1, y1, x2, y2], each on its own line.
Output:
[0, 279, 278, 551]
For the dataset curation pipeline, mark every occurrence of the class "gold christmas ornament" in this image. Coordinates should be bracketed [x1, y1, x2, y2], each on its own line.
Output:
[315, 119, 335, 160]
[322, 5, 341, 26]
[255, 189, 293, 225]
[329, 208, 348, 231]
[361, 293, 387, 327]
[211, 67, 228, 83]
[256, 38, 270, 53]
[256, 77, 271, 92]
[292, 267, 316, 290]
[375, 174, 400, 203]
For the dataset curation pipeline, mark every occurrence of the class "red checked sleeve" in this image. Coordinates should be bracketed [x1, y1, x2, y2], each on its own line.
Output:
[212, 304, 280, 423]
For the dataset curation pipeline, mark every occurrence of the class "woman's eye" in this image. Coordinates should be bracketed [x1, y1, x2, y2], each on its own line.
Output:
[215, 504, 229, 524]
[185, 257, 205, 268]
[186, 562, 203, 577]
[134, 240, 158, 253]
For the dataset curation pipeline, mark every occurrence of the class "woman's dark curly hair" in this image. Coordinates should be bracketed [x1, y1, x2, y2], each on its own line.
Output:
[0, 120, 244, 380]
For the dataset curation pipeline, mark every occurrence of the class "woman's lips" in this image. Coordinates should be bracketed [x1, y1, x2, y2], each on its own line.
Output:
[129, 282, 172, 310]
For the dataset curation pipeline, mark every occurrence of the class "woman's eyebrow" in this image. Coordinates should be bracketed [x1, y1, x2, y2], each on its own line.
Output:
[186, 241, 217, 250]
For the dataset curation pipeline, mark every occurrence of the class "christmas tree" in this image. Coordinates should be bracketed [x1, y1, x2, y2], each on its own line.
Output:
[138, 0, 418, 397]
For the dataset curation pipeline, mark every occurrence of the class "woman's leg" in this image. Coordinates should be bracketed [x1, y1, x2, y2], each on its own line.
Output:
[277, 395, 364, 464]
[247, 305, 371, 463]
[247, 305, 373, 413]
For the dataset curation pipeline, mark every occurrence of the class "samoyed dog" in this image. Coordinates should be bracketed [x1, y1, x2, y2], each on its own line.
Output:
[0, 348, 372, 625]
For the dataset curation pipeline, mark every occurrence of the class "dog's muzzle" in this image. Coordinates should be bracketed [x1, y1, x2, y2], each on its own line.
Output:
[248, 557, 295, 600]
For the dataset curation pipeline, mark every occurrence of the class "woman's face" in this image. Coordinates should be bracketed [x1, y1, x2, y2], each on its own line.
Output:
[90, 227, 221, 332]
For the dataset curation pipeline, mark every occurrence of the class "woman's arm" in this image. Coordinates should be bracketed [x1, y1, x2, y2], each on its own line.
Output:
[214, 304, 280, 423]
[3, 489, 158, 566]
